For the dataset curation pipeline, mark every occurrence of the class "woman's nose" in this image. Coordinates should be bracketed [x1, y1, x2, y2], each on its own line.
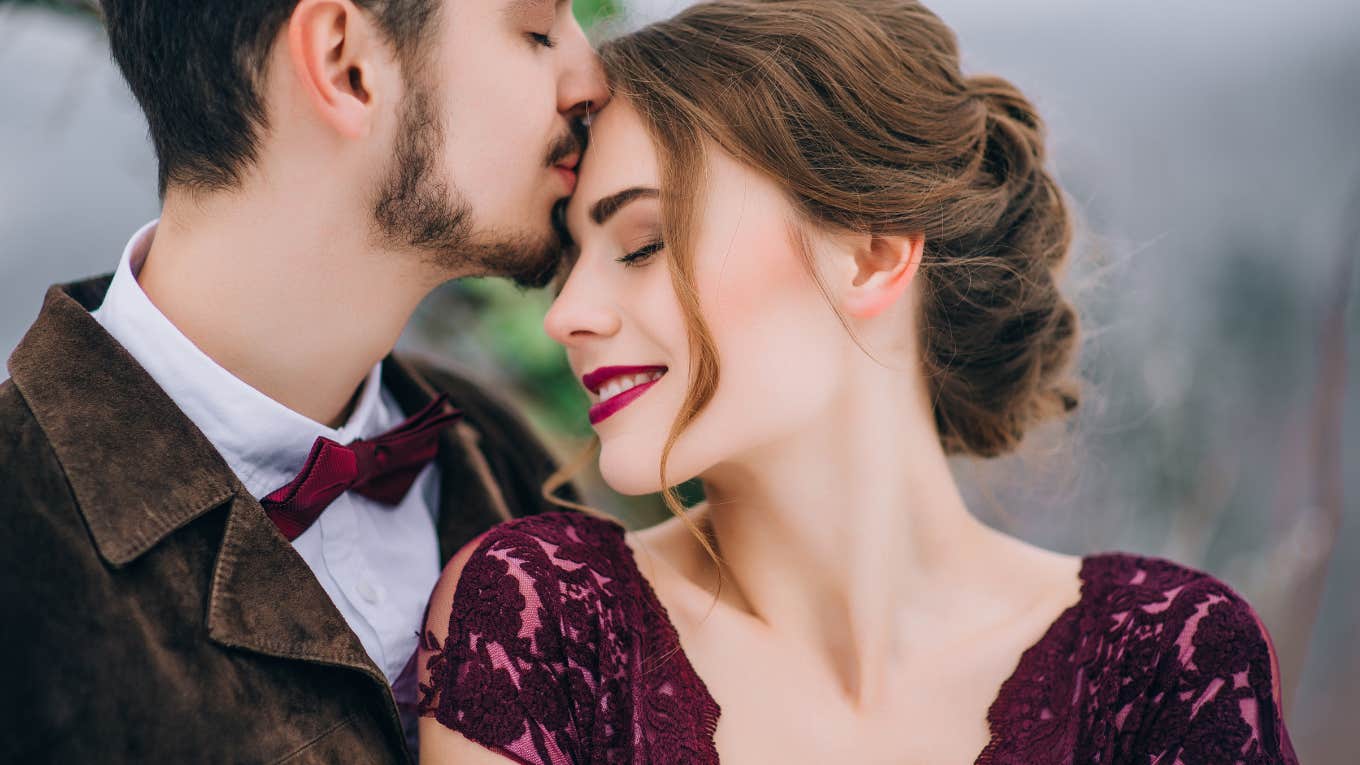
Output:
[544, 273, 622, 347]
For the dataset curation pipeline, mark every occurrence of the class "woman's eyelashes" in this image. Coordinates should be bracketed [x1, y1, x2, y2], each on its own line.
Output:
[617, 240, 665, 267]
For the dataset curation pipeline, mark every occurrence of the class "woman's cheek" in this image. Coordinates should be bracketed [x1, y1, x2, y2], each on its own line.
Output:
[689, 220, 845, 454]
[638, 264, 691, 375]
[594, 264, 693, 495]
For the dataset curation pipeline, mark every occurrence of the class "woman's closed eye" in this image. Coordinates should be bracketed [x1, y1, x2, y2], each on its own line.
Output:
[617, 239, 665, 267]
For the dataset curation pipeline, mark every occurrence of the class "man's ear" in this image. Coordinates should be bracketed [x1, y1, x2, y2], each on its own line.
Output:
[287, 0, 383, 139]
[842, 233, 926, 318]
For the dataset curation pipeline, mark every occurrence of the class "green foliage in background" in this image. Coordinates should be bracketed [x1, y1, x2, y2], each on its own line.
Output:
[450, 278, 594, 440]
[574, 0, 620, 28]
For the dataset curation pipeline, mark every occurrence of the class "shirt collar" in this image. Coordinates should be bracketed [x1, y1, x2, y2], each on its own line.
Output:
[91, 219, 391, 499]
[8, 269, 504, 570]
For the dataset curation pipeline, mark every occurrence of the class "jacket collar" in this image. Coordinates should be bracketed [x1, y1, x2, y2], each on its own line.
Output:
[7, 273, 522, 761]
[8, 276, 240, 565]
[6, 273, 500, 568]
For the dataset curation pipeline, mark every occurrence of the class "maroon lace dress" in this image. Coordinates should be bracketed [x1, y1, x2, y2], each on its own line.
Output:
[417, 511, 1298, 764]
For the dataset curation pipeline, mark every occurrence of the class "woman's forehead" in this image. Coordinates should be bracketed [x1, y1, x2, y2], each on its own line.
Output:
[567, 101, 662, 229]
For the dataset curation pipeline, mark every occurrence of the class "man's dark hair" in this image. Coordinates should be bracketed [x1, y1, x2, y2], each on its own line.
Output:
[99, 1, 438, 196]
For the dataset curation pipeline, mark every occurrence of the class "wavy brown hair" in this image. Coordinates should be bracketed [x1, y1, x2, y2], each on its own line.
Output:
[548, 0, 1081, 545]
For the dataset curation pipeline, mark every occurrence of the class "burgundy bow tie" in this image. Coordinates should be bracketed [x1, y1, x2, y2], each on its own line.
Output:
[261, 394, 461, 541]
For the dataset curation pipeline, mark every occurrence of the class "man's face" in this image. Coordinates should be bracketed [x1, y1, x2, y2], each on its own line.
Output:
[374, 0, 606, 287]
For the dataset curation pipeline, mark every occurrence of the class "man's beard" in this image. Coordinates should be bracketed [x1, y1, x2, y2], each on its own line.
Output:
[371, 84, 565, 289]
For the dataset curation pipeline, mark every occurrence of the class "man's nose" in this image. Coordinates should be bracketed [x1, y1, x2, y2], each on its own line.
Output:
[557, 18, 610, 118]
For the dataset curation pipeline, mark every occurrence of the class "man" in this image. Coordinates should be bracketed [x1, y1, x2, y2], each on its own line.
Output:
[0, 0, 606, 761]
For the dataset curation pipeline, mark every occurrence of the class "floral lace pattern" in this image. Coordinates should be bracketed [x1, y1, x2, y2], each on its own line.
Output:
[420, 512, 1296, 764]
[418, 512, 719, 764]
[977, 553, 1298, 764]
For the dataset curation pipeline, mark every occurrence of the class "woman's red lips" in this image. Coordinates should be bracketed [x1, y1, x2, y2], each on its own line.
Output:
[582, 365, 667, 393]
[582, 365, 668, 426]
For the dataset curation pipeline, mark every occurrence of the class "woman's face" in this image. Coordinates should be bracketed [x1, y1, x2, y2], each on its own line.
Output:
[545, 101, 857, 495]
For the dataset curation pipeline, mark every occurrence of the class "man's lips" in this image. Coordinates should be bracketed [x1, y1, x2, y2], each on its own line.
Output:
[553, 152, 581, 193]
[555, 165, 578, 193]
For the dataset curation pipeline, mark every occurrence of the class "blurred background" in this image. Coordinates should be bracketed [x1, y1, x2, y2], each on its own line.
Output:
[1, 0, 1354, 759]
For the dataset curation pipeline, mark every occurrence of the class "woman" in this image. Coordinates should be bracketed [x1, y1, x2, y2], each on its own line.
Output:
[416, 1, 1298, 762]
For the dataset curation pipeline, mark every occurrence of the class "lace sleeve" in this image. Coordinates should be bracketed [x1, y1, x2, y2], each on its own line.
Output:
[417, 524, 590, 765]
[1145, 578, 1299, 764]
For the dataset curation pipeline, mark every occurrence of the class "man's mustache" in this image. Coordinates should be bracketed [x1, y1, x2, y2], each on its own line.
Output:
[545, 118, 591, 168]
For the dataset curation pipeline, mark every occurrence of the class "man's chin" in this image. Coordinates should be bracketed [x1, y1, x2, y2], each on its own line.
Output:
[506, 250, 563, 289]
[462, 225, 564, 289]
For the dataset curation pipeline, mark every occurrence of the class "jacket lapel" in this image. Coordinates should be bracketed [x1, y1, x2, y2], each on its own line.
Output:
[8, 276, 409, 752]
[205, 490, 385, 682]
[8, 274, 523, 760]
[7, 281, 239, 565]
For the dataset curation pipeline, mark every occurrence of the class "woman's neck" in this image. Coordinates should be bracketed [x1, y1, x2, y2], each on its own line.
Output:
[698, 362, 997, 708]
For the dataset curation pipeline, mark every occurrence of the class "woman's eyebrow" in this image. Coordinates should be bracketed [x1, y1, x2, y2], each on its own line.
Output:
[589, 187, 660, 225]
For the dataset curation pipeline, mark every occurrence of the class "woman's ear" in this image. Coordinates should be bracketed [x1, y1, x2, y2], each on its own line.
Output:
[842, 233, 925, 318]
[286, 0, 384, 140]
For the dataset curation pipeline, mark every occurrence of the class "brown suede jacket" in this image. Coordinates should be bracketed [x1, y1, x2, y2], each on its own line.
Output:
[0, 275, 573, 763]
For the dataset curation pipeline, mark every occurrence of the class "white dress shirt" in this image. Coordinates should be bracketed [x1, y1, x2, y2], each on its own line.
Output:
[91, 220, 443, 696]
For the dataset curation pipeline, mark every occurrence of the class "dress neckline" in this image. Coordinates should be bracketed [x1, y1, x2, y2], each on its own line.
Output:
[594, 511, 1105, 763]
[973, 554, 1104, 763]
[612, 516, 724, 760]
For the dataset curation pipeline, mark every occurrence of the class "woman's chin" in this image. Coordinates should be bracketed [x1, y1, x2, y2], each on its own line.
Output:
[598, 449, 683, 497]
[600, 475, 663, 497]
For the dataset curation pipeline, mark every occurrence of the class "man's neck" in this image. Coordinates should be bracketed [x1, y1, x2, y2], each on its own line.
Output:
[138, 189, 446, 427]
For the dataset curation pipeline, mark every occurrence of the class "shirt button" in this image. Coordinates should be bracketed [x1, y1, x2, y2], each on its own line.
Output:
[357, 580, 380, 605]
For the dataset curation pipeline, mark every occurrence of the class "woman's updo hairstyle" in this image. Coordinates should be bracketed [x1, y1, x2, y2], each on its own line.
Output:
[590, 0, 1080, 522]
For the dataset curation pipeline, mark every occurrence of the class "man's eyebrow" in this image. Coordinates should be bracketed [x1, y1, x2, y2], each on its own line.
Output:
[504, 0, 550, 18]
[590, 187, 660, 225]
